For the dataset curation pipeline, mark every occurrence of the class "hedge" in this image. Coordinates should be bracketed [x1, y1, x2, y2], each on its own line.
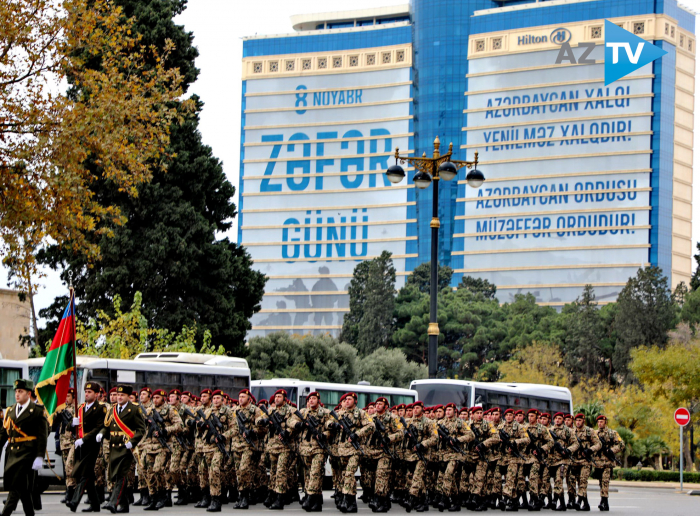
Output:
[612, 468, 700, 483]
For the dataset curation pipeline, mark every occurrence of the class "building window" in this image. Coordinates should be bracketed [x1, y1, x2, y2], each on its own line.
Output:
[396, 50, 405, 62]
[492, 37, 502, 50]
[475, 39, 485, 52]
[332, 56, 342, 68]
[269, 61, 278, 72]
[349, 55, 359, 67]
[366, 54, 376, 65]
[689, 39, 694, 52]
[671, 26, 675, 38]
[591, 26, 602, 39]
[633, 22, 645, 35]
[253, 62, 262, 74]
[318, 57, 327, 69]
[680, 34, 685, 48]
[665, 23, 669, 35]
[382, 52, 392, 64]
[302, 59, 311, 70]
[285, 60, 295, 72]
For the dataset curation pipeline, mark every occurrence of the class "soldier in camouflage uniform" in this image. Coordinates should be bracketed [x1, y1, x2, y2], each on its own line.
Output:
[367, 397, 403, 512]
[515, 408, 554, 510]
[165, 389, 188, 505]
[403, 401, 434, 512]
[58, 388, 77, 503]
[497, 408, 530, 511]
[326, 392, 373, 513]
[256, 389, 301, 510]
[178, 391, 200, 504]
[141, 389, 183, 511]
[535, 412, 554, 508]
[593, 415, 624, 512]
[294, 391, 330, 512]
[358, 401, 376, 505]
[230, 388, 265, 510]
[134, 387, 154, 507]
[466, 406, 499, 512]
[567, 413, 602, 511]
[194, 389, 214, 509]
[546, 412, 579, 510]
[196, 389, 234, 512]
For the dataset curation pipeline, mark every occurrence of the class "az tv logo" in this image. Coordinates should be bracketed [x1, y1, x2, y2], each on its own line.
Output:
[605, 20, 666, 85]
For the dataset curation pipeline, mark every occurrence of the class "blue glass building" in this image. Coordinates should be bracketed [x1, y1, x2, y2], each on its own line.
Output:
[239, 0, 696, 337]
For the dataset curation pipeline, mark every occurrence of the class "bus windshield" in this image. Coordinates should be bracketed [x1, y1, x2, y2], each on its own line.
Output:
[413, 382, 471, 407]
[0, 367, 24, 408]
[253, 386, 298, 404]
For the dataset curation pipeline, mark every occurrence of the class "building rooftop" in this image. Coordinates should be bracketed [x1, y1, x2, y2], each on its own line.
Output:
[290, 4, 410, 32]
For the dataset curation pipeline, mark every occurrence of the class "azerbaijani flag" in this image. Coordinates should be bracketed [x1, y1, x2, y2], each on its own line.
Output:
[36, 292, 77, 422]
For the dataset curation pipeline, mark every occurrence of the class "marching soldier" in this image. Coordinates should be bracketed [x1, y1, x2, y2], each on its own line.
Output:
[434, 402, 474, 512]
[368, 397, 403, 512]
[547, 412, 579, 511]
[230, 388, 264, 510]
[497, 408, 529, 511]
[142, 389, 183, 511]
[404, 401, 434, 512]
[516, 408, 553, 510]
[134, 387, 153, 507]
[592, 415, 624, 512]
[466, 406, 499, 512]
[177, 391, 200, 505]
[0, 379, 49, 516]
[100, 388, 117, 508]
[568, 413, 602, 511]
[57, 388, 77, 503]
[66, 382, 108, 513]
[99, 385, 147, 514]
[294, 391, 330, 512]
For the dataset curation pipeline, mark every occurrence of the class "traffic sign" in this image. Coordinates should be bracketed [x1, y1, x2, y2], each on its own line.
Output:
[675, 407, 691, 427]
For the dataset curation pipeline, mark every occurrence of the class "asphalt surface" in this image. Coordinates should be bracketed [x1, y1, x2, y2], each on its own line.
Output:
[16, 487, 698, 515]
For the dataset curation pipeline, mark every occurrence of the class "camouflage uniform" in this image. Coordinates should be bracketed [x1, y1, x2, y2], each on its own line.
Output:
[432, 415, 474, 499]
[368, 411, 403, 498]
[593, 426, 624, 498]
[404, 414, 435, 499]
[230, 402, 265, 493]
[547, 424, 579, 496]
[467, 419, 499, 499]
[142, 402, 183, 497]
[327, 406, 373, 496]
[195, 403, 212, 494]
[296, 405, 331, 496]
[137, 400, 153, 493]
[255, 403, 300, 495]
[570, 424, 601, 499]
[497, 420, 529, 501]
[59, 405, 77, 489]
[516, 421, 554, 501]
[199, 404, 234, 497]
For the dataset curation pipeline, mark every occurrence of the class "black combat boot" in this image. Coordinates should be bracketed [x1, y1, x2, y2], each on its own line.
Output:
[269, 493, 284, 511]
[497, 494, 506, 511]
[473, 495, 488, 512]
[308, 494, 323, 512]
[448, 496, 461, 512]
[344, 495, 358, 514]
[546, 494, 557, 510]
[577, 496, 590, 512]
[194, 493, 211, 509]
[174, 487, 188, 506]
[437, 494, 448, 512]
[154, 491, 168, 510]
[405, 495, 416, 513]
[133, 489, 147, 507]
[505, 496, 519, 512]
[599, 498, 609, 512]
[144, 491, 160, 511]
[368, 494, 378, 512]
[263, 490, 275, 508]
[553, 493, 566, 512]
[62, 488, 70, 504]
[567, 494, 576, 510]
[301, 493, 311, 511]
[206, 496, 222, 513]
[229, 488, 238, 504]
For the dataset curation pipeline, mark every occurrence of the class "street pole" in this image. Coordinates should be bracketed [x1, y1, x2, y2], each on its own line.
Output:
[428, 159, 439, 379]
[680, 425, 684, 491]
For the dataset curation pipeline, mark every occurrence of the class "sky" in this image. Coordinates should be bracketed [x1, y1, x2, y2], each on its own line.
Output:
[2, 0, 700, 324]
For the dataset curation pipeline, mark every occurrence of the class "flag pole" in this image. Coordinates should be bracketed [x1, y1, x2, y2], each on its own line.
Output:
[70, 282, 78, 412]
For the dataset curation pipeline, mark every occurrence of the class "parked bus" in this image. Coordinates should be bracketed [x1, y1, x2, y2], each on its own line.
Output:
[251, 379, 418, 410]
[409, 379, 573, 414]
[24, 352, 250, 487]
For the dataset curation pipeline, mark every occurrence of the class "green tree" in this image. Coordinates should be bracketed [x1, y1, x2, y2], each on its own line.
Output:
[679, 287, 700, 330]
[574, 401, 605, 428]
[357, 348, 428, 388]
[456, 276, 497, 299]
[39, 0, 266, 356]
[563, 285, 609, 380]
[612, 266, 676, 379]
[404, 262, 453, 294]
[340, 251, 395, 355]
[246, 333, 359, 383]
[690, 242, 700, 291]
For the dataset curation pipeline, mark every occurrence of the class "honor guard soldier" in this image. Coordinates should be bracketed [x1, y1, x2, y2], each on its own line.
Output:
[55, 388, 77, 503]
[569, 413, 601, 511]
[547, 412, 579, 511]
[498, 408, 529, 511]
[294, 391, 330, 513]
[592, 415, 624, 512]
[231, 388, 265, 510]
[0, 379, 49, 516]
[368, 397, 403, 513]
[99, 385, 147, 514]
[67, 382, 108, 513]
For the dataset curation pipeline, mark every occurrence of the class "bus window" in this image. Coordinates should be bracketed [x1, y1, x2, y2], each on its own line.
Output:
[317, 389, 341, 408]
[390, 394, 415, 406]
[252, 386, 298, 405]
[532, 398, 549, 411]
[510, 396, 529, 407]
[552, 400, 570, 413]
[414, 383, 470, 407]
[474, 389, 487, 407]
[488, 392, 508, 405]
[0, 368, 22, 408]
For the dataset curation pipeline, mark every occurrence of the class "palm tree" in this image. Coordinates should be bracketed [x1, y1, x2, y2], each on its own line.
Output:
[616, 427, 636, 468]
[574, 401, 605, 427]
[637, 436, 670, 470]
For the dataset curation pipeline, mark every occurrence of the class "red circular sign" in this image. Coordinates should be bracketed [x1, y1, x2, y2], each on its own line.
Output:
[674, 407, 691, 427]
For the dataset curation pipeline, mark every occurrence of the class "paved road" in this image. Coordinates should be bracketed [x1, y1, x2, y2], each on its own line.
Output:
[21, 487, 698, 515]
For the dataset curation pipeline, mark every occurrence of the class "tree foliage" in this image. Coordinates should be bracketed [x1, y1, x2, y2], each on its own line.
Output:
[357, 347, 428, 388]
[404, 262, 453, 294]
[457, 276, 497, 299]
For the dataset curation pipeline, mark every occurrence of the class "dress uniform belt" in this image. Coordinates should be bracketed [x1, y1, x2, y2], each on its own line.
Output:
[9, 436, 37, 443]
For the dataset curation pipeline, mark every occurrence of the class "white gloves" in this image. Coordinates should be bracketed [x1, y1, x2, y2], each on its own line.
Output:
[125, 441, 132, 450]
[72, 417, 80, 427]
[96, 433, 103, 443]
[32, 457, 43, 471]
[74, 439, 84, 448]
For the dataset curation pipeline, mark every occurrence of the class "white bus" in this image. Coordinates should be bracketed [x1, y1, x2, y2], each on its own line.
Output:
[251, 379, 418, 409]
[24, 352, 250, 487]
[409, 379, 573, 414]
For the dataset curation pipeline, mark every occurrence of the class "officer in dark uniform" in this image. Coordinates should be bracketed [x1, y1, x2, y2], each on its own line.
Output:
[67, 382, 108, 513]
[0, 379, 49, 516]
[98, 385, 146, 514]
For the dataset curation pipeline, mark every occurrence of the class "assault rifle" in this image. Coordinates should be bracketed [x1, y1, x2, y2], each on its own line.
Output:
[372, 417, 397, 460]
[196, 408, 230, 460]
[235, 410, 257, 449]
[329, 410, 365, 456]
[399, 416, 427, 465]
[549, 429, 571, 458]
[498, 428, 525, 460]
[574, 433, 594, 461]
[525, 429, 548, 463]
[598, 435, 622, 466]
[258, 405, 290, 445]
[293, 409, 330, 454]
[436, 424, 466, 456]
[470, 424, 488, 461]
[139, 403, 172, 452]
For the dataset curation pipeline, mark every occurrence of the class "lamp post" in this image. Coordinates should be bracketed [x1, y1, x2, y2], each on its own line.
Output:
[386, 136, 484, 379]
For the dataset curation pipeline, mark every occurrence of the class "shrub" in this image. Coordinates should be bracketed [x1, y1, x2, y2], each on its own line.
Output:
[612, 468, 700, 483]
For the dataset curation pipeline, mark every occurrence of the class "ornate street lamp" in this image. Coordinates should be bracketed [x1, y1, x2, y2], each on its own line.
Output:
[386, 136, 484, 379]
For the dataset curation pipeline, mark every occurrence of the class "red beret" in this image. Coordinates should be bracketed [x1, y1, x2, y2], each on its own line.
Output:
[514, 409, 524, 415]
[307, 391, 320, 399]
[250, 395, 256, 404]
[140, 387, 152, 395]
[153, 389, 167, 397]
[564, 413, 573, 419]
[366, 401, 376, 407]
[232, 400, 239, 405]
[596, 415, 607, 422]
[471, 406, 484, 413]
[574, 413, 585, 420]
[527, 409, 539, 415]
[67, 388, 76, 395]
[445, 402, 457, 410]
[541, 412, 551, 419]
[181, 391, 192, 397]
[397, 403, 406, 409]
[433, 404, 444, 411]
[553, 412, 565, 419]
[201, 388, 213, 396]
[109, 387, 117, 394]
[460, 407, 470, 413]
[169, 389, 181, 397]
[344, 392, 358, 401]
[239, 388, 252, 397]
[375, 397, 389, 406]
[492, 407, 501, 413]
[504, 408, 514, 415]
[258, 399, 268, 406]
[413, 401, 424, 409]
[269, 396, 275, 403]
[212, 390, 223, 397]
[273, 389, 287, 397]
[290, 402, 297, 408]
